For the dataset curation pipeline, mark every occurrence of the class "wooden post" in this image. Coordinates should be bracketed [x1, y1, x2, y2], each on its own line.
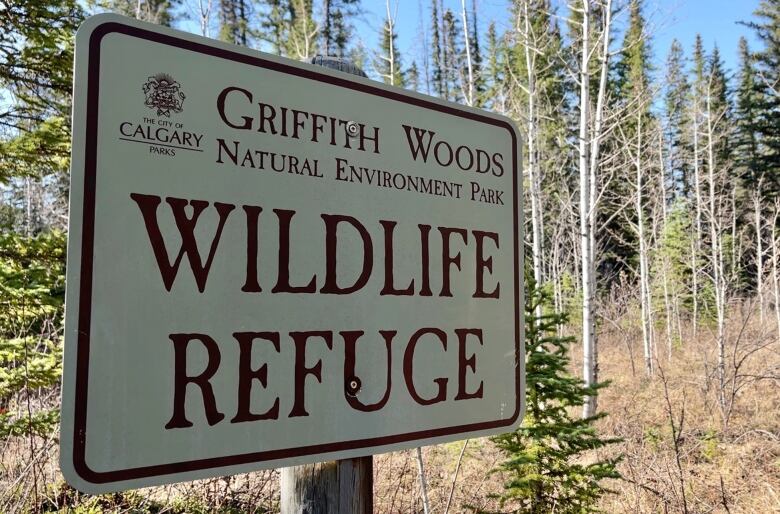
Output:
[280, 457, 373, 513]
[279, 56, 373, 514]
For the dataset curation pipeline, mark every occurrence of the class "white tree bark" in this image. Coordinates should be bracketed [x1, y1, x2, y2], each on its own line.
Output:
[579, 0, 597, 418]
[636, 112, 653, 376]
[691, 92, 703, 338]
[704, 86, 727, 426]
[386, 0, 396, 86]
[521, 0, 544, 292]
[658, 128, 674, 359]
[754, 184, 765, 323]
[460, 0, 475, 106]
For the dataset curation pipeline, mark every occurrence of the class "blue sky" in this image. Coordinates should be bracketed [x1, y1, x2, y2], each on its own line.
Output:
[162, 0, 765, 81]
[348, 0, 763, 79]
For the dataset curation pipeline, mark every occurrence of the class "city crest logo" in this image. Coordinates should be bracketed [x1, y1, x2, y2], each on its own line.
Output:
[143, 73, 185, 117]
[117, 73, 202, 157]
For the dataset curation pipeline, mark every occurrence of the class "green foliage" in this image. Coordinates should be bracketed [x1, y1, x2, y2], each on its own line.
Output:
[734, 37, 763, 187]
[706, 45, 732, 162]
[440, 8, 461, 101]
[218, 0, 250, 46]
[374, 12, 404, 87]
[321, 0, 361, 58]
[0, 117, 71, 182]
[492, 279, 620, 513]
[407, 61, 420, 92]
[0, 231, 66, 440]
[664, 39, 692, 198]
[430, 0, 444, 97]
[89, 0, 180, 25]
[743, 0, 780, 192]
[616, 0, 653, 101]
[285, 0, 318, 59]
[0, 0, 82, 183]
[698, 429, 721, 462]
[652, 200, 693, 312]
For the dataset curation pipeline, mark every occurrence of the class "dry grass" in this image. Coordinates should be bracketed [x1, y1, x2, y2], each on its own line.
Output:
[590, 308, 780, 514]
[2, 309, 778, 513]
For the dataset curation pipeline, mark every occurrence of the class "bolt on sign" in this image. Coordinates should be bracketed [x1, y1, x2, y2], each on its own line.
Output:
[61, 14, 524, 493]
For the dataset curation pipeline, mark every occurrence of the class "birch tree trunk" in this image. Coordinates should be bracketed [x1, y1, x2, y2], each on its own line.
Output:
[522, 0, 544, 293]
[705, 90, 727, 427]
[692, 99, 703, 338]
[579, 0, 597, 418]
[636, 113, 653, 376]
[659, 129, 674, 360]
[386, 0, 396, 86]
[461, 0, 475, 106]
[583, 0, 611, 412]
[754, 184, 764, 323]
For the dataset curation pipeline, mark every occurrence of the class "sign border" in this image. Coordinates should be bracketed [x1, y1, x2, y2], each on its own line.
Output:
[69, 18, 523, 485]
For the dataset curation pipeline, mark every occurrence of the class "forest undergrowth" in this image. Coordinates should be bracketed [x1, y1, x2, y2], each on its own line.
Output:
[2, 306, 777, 513]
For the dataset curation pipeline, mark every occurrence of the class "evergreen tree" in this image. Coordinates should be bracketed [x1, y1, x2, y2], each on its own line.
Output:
[600, 0, 652, 279]
[407, 61, 420, 92]
[651, 199, 694, 328]
[616, 0, 652, 107]
[706, 45, 732, 164]
[734, 37, 762, 187]
[467, 0, 484, 105]
[690, 33, 707, 185]
[219, 0, 249, 45]
[692, 34, 707, 99]
[348, 39, 369, 73]
[664, 39, 692, 198]
[321, 0, 360, 57]
[90, 0, 179, 25]
[285, 0, 318, 60]
[430, 0, 444, 97]
[0, 1, 82, 186]
[492, 277, 620, 513]
[374, 9, 404, 86]
[0, 232, 66, 439]
[441, 8, 460, 101]
[743, 0, 780, 192]
[481, 21, 504, 110]
[258, 0, 289, 56]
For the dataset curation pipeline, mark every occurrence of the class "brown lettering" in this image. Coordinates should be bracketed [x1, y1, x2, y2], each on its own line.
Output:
[403, 328, 448, 405]
[165, 333, 224, 429]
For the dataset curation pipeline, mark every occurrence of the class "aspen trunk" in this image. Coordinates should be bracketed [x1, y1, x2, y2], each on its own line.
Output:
[386, 0, 396, 86]
[705, 91, 727, 426]
[522, 0, 544, 293]
[636, 113, 653, 376]
[755, 187, 764, 323]
[584, 0, 611, 408]
[658, 130, 674, 359]
[579, 0, 596, 418]
[692, 100, 703, 338]
[461, 0, 474, 106]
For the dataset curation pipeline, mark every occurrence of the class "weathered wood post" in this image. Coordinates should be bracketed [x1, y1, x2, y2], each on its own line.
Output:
[280, 457, 373, 513]
[279, 55, 372, 514]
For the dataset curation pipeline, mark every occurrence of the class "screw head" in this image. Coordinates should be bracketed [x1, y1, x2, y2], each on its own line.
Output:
[346, 121, 360, 137]
[345, 376, 361, 397]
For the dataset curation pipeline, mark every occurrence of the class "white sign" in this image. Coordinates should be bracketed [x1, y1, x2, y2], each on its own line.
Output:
[61, 14, 524, 493]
